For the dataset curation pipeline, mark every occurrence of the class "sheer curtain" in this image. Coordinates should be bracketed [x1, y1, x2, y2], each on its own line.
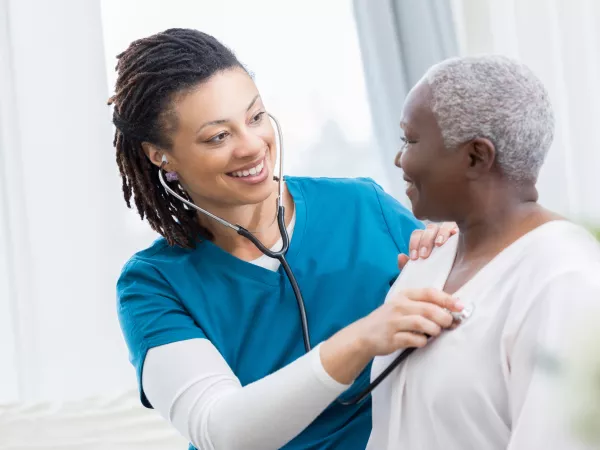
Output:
[452, 0, 600, 225]
[353, 0, 458, 200]
[0, 0, 184, 447]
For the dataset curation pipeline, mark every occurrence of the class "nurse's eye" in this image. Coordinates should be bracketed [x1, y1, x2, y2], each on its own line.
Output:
[206, 131, 229, 144]
[250, 111, 266, 124]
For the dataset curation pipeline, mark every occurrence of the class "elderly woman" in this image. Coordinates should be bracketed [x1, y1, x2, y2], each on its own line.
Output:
[368, 55, 600, 449]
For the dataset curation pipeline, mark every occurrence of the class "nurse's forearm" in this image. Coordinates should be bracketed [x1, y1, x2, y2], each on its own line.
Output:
[320, 323, 372, 384]
[204, 344, 350, 450]
[145, 339, 351, 450]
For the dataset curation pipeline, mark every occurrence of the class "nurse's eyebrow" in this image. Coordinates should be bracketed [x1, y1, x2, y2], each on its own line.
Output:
[246, 94, 260, 112]
[196, 95, 261, 134]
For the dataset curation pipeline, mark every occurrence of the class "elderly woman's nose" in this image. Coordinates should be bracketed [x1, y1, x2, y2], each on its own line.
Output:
[394, 151, 403, 168]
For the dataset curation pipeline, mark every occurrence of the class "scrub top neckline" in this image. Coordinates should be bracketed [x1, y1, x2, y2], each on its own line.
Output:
[197, 176, 307, 286]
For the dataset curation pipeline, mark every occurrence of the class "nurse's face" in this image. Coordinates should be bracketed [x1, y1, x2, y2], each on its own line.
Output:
[149, 67, 278, 209]
[395, 81, 469, 222]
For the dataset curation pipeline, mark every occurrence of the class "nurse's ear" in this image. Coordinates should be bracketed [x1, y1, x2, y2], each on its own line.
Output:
[142, 142, 174, 170]
[464, 137, 496, 180]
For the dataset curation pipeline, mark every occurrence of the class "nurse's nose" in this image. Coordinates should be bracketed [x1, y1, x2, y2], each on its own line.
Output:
[234, 129, 265, 159]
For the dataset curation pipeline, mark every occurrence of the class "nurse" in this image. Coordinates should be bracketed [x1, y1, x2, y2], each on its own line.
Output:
[369, 55, 600, 449]
[111, 28, 459, 450]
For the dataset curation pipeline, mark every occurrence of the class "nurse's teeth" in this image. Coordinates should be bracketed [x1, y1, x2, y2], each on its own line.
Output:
[231, 160, 264, 177]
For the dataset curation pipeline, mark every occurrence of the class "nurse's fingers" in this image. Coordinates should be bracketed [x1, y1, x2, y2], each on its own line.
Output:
[392, 331, 429, 349]
[414, 223, 438, 259]
[397, 253, 410, 270]
[388, 291, 453, 328]
[434, 222, 459, 247]
[403, 301, 454, 329]
[402, 287, 464, 313]
[395, 315, 442, 337]
[407, 228, 424, 260]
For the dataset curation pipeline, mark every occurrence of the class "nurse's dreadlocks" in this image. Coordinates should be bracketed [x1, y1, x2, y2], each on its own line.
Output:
[108, 28, 244, 249]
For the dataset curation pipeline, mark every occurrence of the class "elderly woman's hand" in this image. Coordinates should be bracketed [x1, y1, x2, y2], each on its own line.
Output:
[398, 222, 459, 269]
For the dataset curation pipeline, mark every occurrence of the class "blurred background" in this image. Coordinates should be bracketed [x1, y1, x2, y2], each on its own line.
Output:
[0, 0, 598, 448]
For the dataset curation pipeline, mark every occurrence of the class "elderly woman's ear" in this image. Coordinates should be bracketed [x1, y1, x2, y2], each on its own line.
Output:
[465, 137, 496, 180]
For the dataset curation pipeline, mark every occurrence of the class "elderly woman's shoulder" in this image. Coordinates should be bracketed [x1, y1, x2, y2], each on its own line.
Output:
[522, 220, 600, 274]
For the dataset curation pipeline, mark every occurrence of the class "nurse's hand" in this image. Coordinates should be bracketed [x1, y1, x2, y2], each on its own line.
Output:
[398, 222, 459, 269]
[320, 288, 463, 384]
[356, 288, 462, 354]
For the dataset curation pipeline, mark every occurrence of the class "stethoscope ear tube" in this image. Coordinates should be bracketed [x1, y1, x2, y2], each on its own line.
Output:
[236, 205, 311, 353]
[236, 204, 289, 257]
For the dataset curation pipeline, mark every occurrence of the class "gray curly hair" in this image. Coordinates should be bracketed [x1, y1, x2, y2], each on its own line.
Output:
[424, 55, 555, 182]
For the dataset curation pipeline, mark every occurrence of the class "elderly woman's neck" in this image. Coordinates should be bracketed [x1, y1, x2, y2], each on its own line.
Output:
[454, 183, 545, 258]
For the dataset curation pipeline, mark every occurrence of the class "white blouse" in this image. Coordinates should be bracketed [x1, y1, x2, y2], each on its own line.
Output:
[368, 220, 600, 450]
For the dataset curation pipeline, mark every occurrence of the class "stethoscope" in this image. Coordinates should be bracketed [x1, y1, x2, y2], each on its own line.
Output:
[157, 113, 474, 406]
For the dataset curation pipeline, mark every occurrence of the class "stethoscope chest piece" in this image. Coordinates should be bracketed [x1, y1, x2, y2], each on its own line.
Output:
[450, 303, 476, 323]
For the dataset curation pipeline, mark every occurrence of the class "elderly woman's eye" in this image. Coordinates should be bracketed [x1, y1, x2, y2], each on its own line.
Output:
[401, 136, 417, 147]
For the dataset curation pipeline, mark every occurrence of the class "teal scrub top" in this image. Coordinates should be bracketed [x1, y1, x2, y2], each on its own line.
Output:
[117, 176, 423, 449]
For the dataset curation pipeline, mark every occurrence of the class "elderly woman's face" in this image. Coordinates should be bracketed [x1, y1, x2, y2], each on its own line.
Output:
[396, 82, 467, 221]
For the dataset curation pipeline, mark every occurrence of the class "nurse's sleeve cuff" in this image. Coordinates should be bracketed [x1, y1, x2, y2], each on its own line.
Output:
[310, 343, 352, 392]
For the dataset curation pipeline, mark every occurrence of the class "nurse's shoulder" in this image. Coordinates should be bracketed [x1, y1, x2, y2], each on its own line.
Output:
[115, 234, 200, 314]
[121, 230, 200, 270]
[287, 175, 422, 255]
[286, 175, 390, 201]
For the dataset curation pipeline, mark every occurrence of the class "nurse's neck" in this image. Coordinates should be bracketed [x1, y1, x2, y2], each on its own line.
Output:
[453, 179, 552, 261]
[194, 182, 295, 260]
